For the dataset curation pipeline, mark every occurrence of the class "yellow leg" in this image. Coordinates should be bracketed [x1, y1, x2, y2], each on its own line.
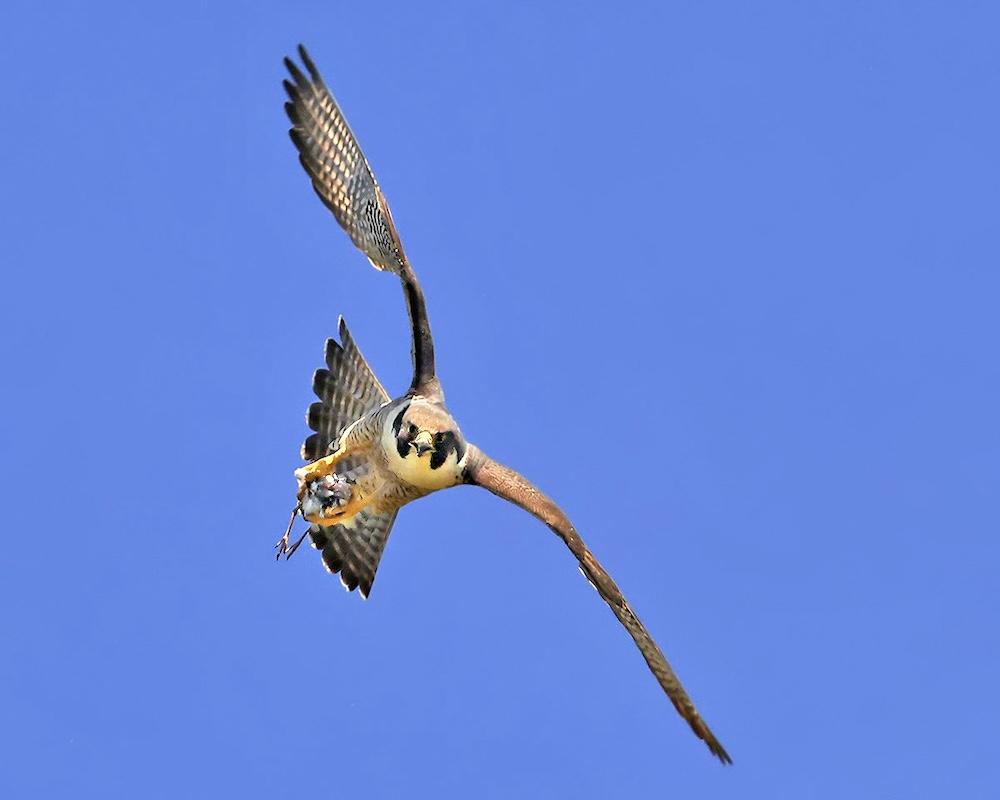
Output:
[294, 445, 360, 488]
[302, 491, 371, 525]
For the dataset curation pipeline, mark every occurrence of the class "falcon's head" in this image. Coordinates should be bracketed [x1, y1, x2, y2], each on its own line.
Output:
[385, 400, 467, 487]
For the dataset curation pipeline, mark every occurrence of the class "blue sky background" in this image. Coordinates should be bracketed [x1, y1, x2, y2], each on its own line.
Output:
[2, 1, 998, 797]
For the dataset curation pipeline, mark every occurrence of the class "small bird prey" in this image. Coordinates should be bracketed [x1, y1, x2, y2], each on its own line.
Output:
[276, 45, 731, 764]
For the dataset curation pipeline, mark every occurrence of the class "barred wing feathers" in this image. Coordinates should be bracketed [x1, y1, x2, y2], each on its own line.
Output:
[284, 44, 439, 397]
[301, 317, 397, 598]
[309, 509, 400, 599]
[302, 316, 389, 461]
[283, 45, 408, 276]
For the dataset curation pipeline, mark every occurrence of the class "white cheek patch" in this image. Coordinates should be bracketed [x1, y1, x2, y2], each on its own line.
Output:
[380, 415, 405, 462]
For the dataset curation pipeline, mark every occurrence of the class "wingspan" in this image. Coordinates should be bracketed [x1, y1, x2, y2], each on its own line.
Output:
[462, 445, 732, 764]
[284, 44, 440, 399]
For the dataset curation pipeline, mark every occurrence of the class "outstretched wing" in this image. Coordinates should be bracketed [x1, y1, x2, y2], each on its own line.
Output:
[283, 46, 405, 275]
[463, 445, 732, 765]
[284, 44, 439, 399]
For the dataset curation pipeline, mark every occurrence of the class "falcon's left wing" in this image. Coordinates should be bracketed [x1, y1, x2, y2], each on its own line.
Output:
[462, 445, 732, 764]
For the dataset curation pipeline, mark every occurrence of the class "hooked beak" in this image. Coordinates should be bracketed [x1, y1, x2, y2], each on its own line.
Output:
[412, 431, 434, 456]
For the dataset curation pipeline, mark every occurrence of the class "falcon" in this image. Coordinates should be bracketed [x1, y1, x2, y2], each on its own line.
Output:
[276, 45, 732, 764]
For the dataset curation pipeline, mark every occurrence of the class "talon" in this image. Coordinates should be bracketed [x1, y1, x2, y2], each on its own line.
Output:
[283, 535, 307, 559]
[275, 505, 302, 560]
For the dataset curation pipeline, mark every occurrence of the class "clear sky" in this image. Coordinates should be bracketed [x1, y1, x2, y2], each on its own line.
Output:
[2, 1, 998, 797]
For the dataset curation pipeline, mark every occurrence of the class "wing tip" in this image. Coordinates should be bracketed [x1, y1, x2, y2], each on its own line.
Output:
[297, 44, 322, 82]
[324, 336, 343, 369]
[283, 53, 308, 88]
[306, 400, 326, 432]
[288, 126, 306, 152]
[301, 432, 322, 461]
[311, 367, 330, 398]
[709, 740, 733, 765]
[693, 720, 732, 765]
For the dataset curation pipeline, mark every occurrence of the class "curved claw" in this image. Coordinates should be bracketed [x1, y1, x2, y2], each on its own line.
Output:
[275, 504, 303, 560]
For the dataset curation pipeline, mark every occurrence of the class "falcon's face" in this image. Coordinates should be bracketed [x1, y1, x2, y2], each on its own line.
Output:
[384, 401, 467, 489]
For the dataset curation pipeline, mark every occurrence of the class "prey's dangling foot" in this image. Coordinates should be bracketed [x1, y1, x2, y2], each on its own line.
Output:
[275, 504, 309, 560]
[275, 470, 359, 560]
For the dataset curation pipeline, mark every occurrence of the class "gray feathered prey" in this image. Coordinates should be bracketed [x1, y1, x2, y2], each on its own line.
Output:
[277, 44, 732, 765]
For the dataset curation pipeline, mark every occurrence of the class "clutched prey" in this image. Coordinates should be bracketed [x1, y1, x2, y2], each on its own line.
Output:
[299, 472, 353, 520]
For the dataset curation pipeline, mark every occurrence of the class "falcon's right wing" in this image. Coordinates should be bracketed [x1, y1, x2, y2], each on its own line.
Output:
[284, 44, 440, 400]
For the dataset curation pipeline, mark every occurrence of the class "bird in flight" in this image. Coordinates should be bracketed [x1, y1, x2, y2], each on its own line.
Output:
[276, 45, 731, 764]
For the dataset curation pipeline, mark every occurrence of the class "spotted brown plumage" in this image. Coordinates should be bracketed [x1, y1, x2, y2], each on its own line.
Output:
[277, 44, 732, 764]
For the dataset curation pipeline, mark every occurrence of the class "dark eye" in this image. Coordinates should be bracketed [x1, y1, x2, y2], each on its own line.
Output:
[408, 423, 418, 435]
